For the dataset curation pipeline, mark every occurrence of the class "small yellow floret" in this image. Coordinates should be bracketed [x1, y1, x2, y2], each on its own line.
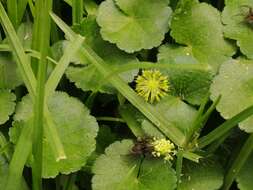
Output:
[151, 138, 176, 161]
[135, 70, 169, 103]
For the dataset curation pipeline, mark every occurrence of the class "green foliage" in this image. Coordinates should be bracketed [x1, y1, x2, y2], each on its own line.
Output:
[211, 59, 253, 132]
[178, 160, 224, 190]
[222, 0, 253, 59]
[97, 0, 172, 52]
[66, 16, 139, 93]
[1, 0, 253, 189]
[237, 153, 253, 190]
[0, 156, 28, 190]
[142, 95, 197, 135]
[157, 46, 213, 105]
[92, 140, 177, 190]
[0, 55, 22, 89]
[0, 90, 16, 125]
[10, 92, 98, 177]
[158, 44, 199, 65]
[171, 0, 235, 71]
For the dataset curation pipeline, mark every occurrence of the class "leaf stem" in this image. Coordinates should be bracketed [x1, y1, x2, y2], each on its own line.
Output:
[176, 149, 183, 188]
[7, 0, 18, 29]
[96, 117, 126, 123]
[72, 0, 83, 25]
[198, 104, 253, 149]
[222, 133, 253, 190]
[119, 106, 146, 137]
[32, 0, 52, 189]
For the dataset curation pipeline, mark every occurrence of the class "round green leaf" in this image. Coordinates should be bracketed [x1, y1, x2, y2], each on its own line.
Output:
[158, 44, 199, 65]
[10, 92, 98, 178]
[0, 90, 16, 125]
[210, 59, 253, 133]
[97, 0, 172, 53]
[142, 95, 197, 136]
[237, 153, 253, 190]
[92, 140, 177, 190]
[222, 0, 253, 59]
[75, 16, 137, 62]
[66, 16, 138, 94]
[161, 65, 213, 105]
[178, 160, 224, 190]
[171, 0, 235, 71]
[157, 45, 213, 105]
[0, 55, 23, 89]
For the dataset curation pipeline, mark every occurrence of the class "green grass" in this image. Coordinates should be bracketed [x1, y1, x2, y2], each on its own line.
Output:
[0, 1, 253, 190]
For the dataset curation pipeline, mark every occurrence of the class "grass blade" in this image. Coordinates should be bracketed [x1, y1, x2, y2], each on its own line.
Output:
[32, 0, 52, 189]
[0, 2, 36, 96]
[0, 2, 66, 185]
[222, 134, 253, 190]
[7, 0, 18, 29]
[198, 104, 253, 148]
[72, 0, 83, 25]
[50, 12, 186, 146]
[17, 0, 28, 24]
[45, 35, 84, 98]
[5, 121, 33, 190]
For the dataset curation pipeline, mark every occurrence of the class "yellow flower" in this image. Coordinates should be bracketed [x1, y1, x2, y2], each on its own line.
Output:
[151, 138, 176, 161]
[135, 70, 169, 103]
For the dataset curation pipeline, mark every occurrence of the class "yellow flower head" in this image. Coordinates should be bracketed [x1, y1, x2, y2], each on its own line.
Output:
[151, 138, 176, 161]
[135, 70, 169, 103]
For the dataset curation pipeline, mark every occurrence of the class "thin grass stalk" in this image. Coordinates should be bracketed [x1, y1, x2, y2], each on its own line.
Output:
[32, 0, 52, 189]
[72, 0, 83, 25]
[222, 134, 253, 190]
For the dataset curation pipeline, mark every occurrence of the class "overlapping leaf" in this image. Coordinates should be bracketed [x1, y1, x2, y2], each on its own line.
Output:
[210, 59, 253, 133]
[0, 55, 22, 89]
[92, 140, 177, 190]
[97, 0, 172, 52]
[158, 44, 199, 65]
[157, 47, 213, 105]
[66, 16, 138, 93]
[142, 95, 197, 136]
[236, 153, 253, 190]
[0, 90, 16, 125]
[9, 92, 98, 177]
[178, 160, 223, 190]
[171, 0, 235, 71]
[222, 0, 253, 59]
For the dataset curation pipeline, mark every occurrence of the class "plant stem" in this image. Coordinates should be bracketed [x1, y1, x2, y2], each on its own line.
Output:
[176, 149, 183, 188]
[185, 93, 209, 145]
[96, 117, 126, 123]
[198, 104, 253, 149]
[222, 133, 253, 190]
[72, 0, 83, 25]
[119, 106, 146, 137]
[32, 0, 52, 189]
[7, 0, 18, 29]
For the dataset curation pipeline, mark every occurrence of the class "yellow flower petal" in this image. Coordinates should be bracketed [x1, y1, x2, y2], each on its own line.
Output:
[135, 70, 169, 103]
